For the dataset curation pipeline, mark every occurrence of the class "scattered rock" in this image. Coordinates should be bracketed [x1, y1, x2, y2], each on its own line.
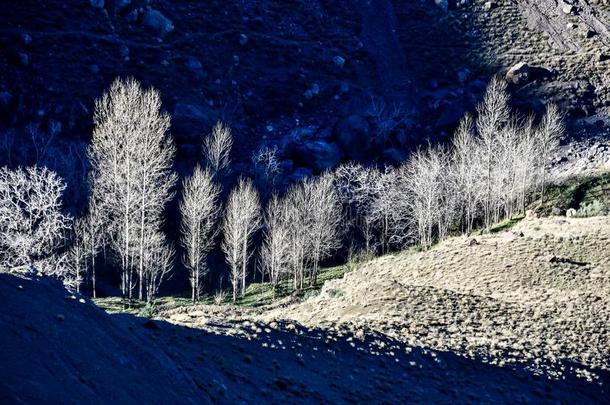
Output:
[382, 148, 407, 164]
[506, 63, 554, 85]
[126, 8, 139, 23]
[336, 115, 371, 160]
[172, 102, 214, 141]
[303, 83, 320, 100]
[142, 9, 174, 36]
[295, 140, 342, 172]
[583, 28, 597, 39]
[0, 92, 13, 108]
[184, 56, 203, 71]
[56, 314, 65, 322]
[113, 0, 131, 12]
[551, 207, 563, 216]
[465, 238, 479, 246]
[562, 5, 577, 15]
[119, 44, 130, 60]
[289, 167, 313, 182]
[525, 209, 538, 219]
[170, 313, 191, 323]
[17, 52, 29, 67]
[483, 1, 497, 11]
[332, 55, 346, 67]
[457, 68, 471, 83]
[20, 32, 32, 46]
[239, 33, 249, 46]
[90, 0, 104, 9]
[506, 62, 530, 85]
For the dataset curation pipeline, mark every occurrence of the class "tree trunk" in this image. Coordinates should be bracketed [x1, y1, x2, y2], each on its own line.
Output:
[241, 236, 247, 296]
[91, 252, 96, 299]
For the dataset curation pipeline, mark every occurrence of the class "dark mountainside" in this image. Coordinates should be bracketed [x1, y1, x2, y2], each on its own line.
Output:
[1, 273, 608, 403]
[1, 2, 610, 402]
[2, 0, 610, 205]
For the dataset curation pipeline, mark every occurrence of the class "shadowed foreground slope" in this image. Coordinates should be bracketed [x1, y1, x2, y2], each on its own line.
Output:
[1, 271, 608, 403]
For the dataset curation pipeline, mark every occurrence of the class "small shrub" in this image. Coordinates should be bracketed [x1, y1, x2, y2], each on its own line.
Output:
[576, 200, 608, 217]
[303, 289, 320, 300]
[326, 288, 343, 298]
[214, 290, 228, 305]
[139, 301, 157, 318]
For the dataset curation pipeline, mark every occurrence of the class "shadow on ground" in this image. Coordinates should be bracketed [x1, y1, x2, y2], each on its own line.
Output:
[0, 273, 607, 404]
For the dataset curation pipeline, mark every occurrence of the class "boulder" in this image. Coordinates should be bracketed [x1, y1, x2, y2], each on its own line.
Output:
[436, 101, 465, 128]
[113, 0, 131, 12]
[17, 52, 29, 67]
[126, 8, 139, 23]
[382, 148, 407, 164]
[506, 63, 554, 85]
[336, 115, 371, 160]
[289, 167, 313, 182]
[566, 208, 577, 218]
[184, 56, 203, 71]
[0, 92, 13, 109]
[294, 140, 342, 173]
[90, 0, 104, 8]
[551, 207, 564, 216]
[583, 29, 597, 39]
[142, 9, 174, 36]
[333, 55, 346, 67]
[506, 62, 530, 85]
[562, 5, 577, 15]
[20, 32, 32, 46]
[483, 1, 497, 11]
[465, 238, 479, 246]
[457, 68, 471, 83]
[172, 102, 214, 142]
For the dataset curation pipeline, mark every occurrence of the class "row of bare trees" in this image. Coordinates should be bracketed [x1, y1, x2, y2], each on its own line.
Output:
[328, 78, 563, 251]
[0, 76, 563, 303]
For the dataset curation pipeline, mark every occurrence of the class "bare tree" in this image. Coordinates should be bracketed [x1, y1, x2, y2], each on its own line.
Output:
[451, 114, 482, 234]
[305, 174, 342, 285]
[535, 103, 564, 204]
[143, 233, 175, 302]
[404, 145, 447, 248]
[370, 167, 415, 252]
[83, 199, 105, 298]
[67, 217, 87, 293]
[0, 166, 71, 276]
[180, 165, 221, 302]
[252, 146, 282, 196]
[89, 77, 176, 301]
[221, 178, 261, 302]
[203, 122, 233, 178]
[283, 183, 309, 290]
[260, 195, 291, 297]
[332, 163, 382, 254]
[476, 76, 510, 230]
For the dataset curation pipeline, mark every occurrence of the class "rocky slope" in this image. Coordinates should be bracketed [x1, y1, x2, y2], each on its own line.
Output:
[2, 1, 610, 204]
[263, 216, 610, 377]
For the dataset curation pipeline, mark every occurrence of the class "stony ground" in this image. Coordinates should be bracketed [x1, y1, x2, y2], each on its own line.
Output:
[260, 216, 610, 379]
[160, 216, 610, 388]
